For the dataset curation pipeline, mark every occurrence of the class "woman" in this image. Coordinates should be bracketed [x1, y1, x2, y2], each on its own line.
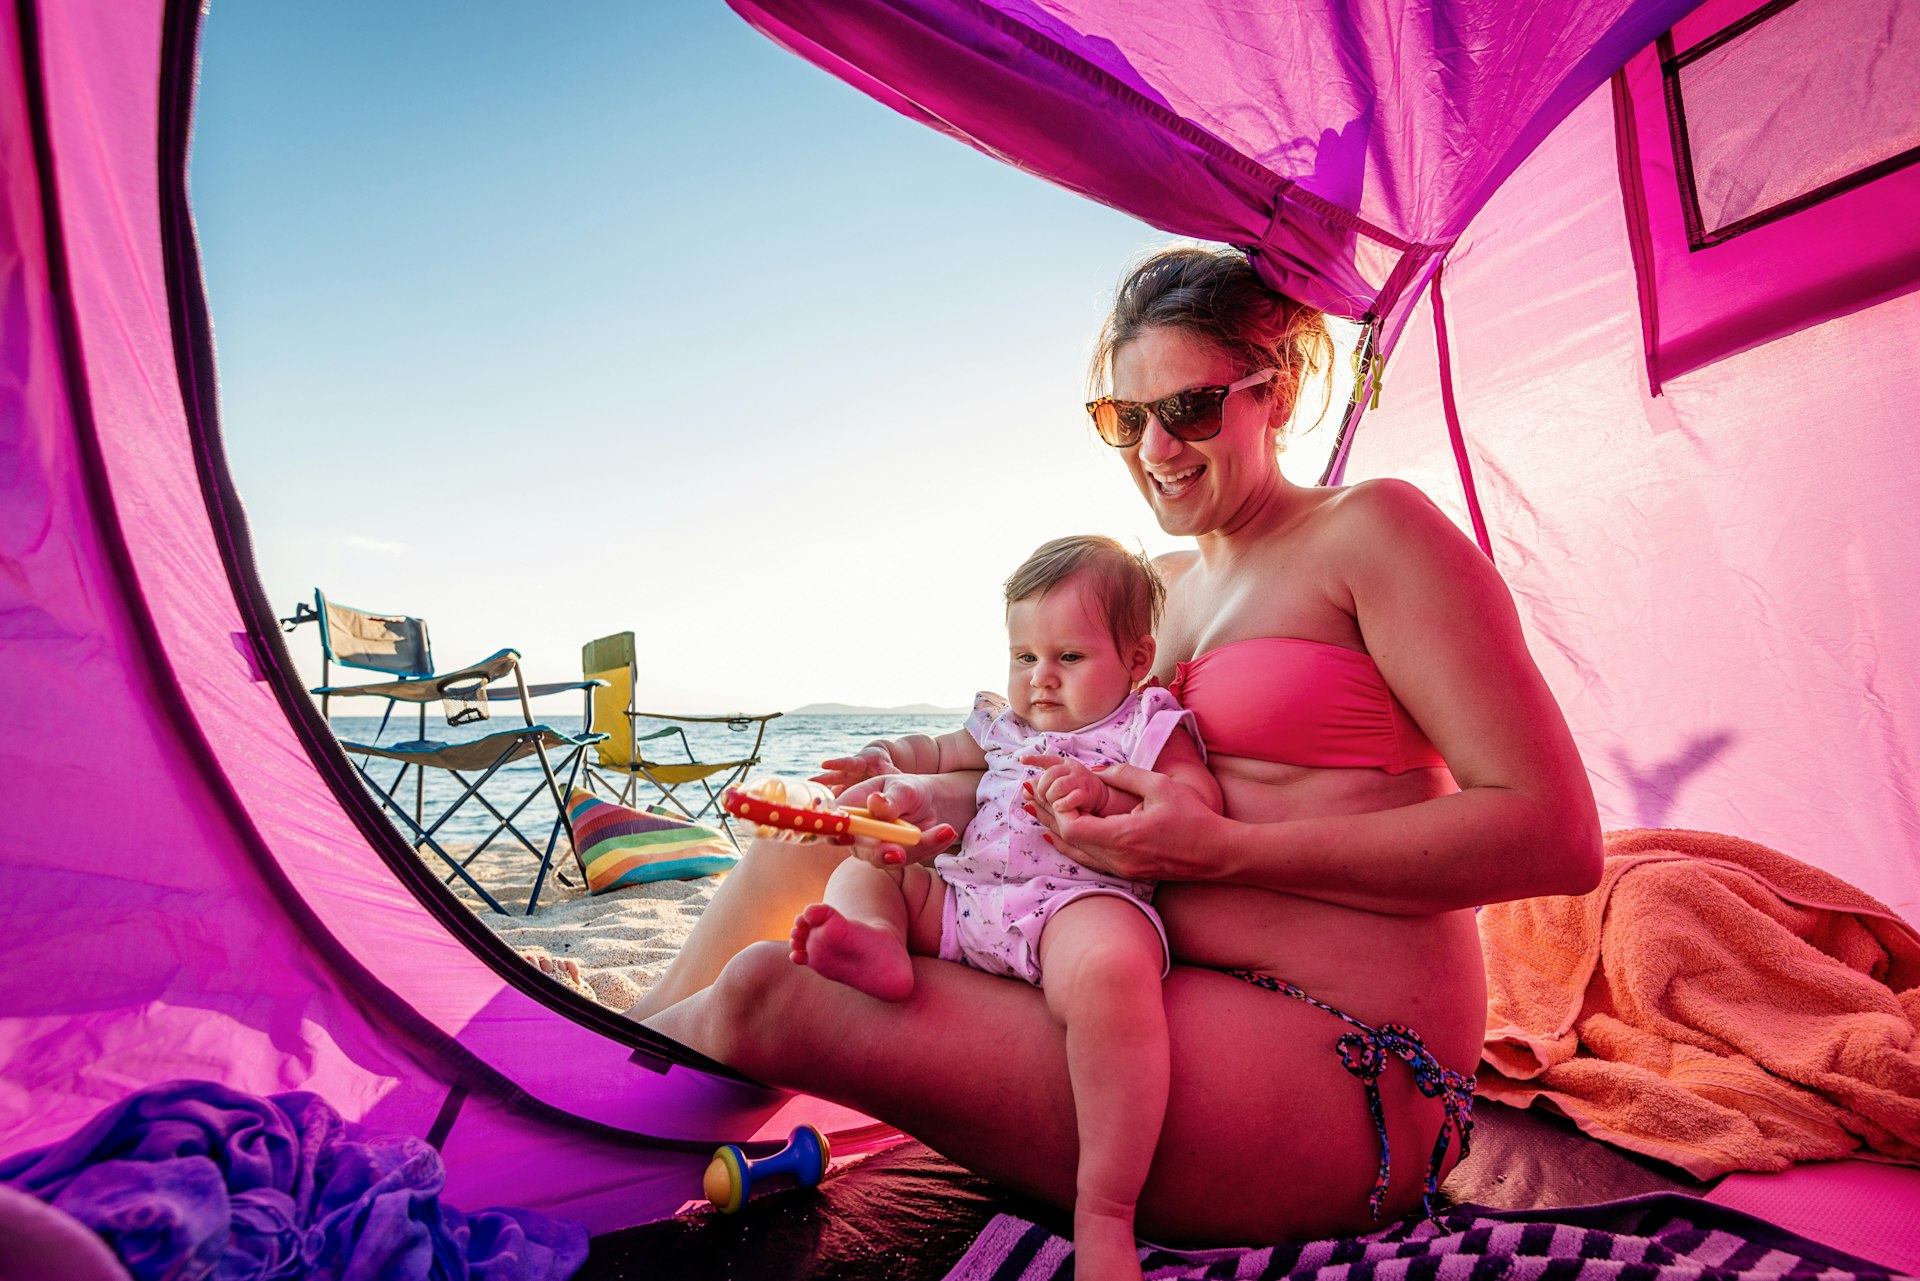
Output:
[640, 247, 1601, 1244]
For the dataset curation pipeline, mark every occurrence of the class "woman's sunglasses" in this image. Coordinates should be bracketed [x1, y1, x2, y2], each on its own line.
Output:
[1084, 368, 1277, 448]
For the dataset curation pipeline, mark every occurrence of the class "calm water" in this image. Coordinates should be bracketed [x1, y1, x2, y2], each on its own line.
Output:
[327, 711, 965, 846]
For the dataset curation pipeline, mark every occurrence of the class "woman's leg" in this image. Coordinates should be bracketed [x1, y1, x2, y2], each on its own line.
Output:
[627, 834, 844, 1020]
[646, 947, 1469, 1243]
[1034, 898, 1167, 1280]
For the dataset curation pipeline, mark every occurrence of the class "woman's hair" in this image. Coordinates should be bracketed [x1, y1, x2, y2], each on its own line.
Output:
[1090, 246, 1336, 432]
[1004, 535, 1164, 649]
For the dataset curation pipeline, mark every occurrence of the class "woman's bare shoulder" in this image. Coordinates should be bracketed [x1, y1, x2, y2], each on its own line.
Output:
[1152, 548, 1202, 584]
[1321, 477, 1452, 536]
[1314, 478, 1482, 575]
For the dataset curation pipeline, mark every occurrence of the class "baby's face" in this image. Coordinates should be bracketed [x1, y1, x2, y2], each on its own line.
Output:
[1005, 577, 1150, 733]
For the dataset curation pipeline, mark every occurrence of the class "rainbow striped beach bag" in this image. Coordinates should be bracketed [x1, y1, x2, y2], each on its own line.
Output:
[565, 789, 738, 893]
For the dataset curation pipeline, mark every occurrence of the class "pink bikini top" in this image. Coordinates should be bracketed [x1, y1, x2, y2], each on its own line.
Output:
[1165, 637, 1446, 774]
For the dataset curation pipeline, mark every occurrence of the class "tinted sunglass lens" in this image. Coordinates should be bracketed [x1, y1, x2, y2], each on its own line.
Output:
[1163, 389, 1226, 440]
[1089, 401, 1135, 446]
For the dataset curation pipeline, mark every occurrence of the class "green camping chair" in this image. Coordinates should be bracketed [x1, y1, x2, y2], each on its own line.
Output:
[580, 631, 780, 845]
[287, 591, 606, 913]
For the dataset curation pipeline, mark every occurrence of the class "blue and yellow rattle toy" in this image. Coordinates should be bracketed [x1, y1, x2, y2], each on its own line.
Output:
[703, 1124, 831, 1213]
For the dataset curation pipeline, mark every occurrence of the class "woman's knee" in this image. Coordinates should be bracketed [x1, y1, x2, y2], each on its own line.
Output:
[699, 940, 808, 1075]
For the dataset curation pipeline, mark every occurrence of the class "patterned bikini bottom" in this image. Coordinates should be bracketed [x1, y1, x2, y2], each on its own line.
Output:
[1222, 968, 1476, 1221]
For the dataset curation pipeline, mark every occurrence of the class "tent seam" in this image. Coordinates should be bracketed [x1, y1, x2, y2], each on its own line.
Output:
[1610, 69, 1664, 398]
[1431, 259, 1494, 562]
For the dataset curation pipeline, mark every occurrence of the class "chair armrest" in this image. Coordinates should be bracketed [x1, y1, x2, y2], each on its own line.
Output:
[313, 649, 522, 706]
[431, 649, 522, 689]
[313, 678, 444, 703]
[485, 678, 608, 700]
[630, 710, 784, 725]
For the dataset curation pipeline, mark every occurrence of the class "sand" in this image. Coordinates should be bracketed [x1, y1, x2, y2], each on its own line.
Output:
[436, 838, 726, 1013]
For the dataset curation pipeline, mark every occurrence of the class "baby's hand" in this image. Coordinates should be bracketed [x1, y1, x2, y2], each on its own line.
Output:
[812, 742, 899, 795]
[835, 774, 958, 866]
[1031, 755, 1109, 817]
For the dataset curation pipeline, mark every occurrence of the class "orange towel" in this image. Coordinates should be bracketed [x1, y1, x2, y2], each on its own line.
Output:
[1478, 828, 1920, 1178]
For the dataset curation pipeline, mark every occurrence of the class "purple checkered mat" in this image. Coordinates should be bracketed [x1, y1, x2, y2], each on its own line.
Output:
[942, 1193, 1907, 1280]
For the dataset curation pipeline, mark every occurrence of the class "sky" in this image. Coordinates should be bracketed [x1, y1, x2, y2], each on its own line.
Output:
[188, 4, 1336, 714]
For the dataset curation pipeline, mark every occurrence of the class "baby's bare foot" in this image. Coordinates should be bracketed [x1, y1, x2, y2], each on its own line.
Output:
[788, 903, 914, 1001]
[1071, 1207, 1143, 1281]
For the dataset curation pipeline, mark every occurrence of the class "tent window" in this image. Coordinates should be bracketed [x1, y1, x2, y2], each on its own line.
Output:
[1662, 0, 1920, 249]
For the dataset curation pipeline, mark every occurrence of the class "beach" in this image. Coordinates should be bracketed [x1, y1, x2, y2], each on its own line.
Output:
[441, 838, 724, 1011]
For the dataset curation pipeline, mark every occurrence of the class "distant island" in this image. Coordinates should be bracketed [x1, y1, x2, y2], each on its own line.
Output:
[790, 702, 968, 716]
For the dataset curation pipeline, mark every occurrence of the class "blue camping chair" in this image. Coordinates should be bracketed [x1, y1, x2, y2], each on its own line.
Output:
[284, 591, 606, 914]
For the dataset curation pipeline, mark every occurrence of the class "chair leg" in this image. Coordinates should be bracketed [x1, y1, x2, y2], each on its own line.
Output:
[641, 773, 699, 821]
[365, 747, 532, 913]
[454, 769, 560, 866]
[412, 750, 521, 849]
[525, 745, 591, 915]
[353, 761, 509, 914]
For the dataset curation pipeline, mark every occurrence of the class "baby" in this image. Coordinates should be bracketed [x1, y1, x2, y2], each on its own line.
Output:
[798, 534, 1222, 1281]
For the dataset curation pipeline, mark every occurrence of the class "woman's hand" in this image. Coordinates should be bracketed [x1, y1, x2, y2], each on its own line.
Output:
[834, 773, 961, 868]
[812, 743, 901, 795]
[1024, 760, 1227, 882]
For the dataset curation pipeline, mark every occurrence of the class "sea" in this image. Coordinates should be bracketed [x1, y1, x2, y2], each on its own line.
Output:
[326, 711, 966, 846]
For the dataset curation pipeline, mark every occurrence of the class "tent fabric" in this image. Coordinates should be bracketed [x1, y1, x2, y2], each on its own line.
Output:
[728, 0, 1707, 358]
[1349, 83, 1920, 921]
[4, 0, 1919, 1251]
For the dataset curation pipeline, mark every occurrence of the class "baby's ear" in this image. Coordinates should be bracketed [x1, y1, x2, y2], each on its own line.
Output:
[1128, 633, 1156, 682]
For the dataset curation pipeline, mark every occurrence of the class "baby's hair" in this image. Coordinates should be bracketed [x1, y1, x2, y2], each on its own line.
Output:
[1004, 535, 1164, 649]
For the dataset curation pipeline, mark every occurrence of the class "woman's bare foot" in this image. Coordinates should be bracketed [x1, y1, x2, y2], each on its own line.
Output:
[521, 947, 594, 999]
[788, 903, 914, 1002]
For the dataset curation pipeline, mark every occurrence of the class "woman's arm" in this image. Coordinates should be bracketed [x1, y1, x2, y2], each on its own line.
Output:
[1037, 481, 1601, 915]
[1029, 727, 1221, 819]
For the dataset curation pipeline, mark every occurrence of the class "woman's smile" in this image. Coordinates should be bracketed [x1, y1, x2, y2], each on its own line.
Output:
[1145, 461, 1206, 500]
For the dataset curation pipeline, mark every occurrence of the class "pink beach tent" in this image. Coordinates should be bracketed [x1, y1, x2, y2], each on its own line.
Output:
[3, 0, 1917, 1248]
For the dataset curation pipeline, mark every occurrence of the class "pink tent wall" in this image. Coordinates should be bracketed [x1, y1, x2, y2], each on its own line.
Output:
[1351, 84, 1920, 922]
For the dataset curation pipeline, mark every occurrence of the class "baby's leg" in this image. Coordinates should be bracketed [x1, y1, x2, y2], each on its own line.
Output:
[790, 858, 944, 1002]
[1036, 896, 1168, 1281]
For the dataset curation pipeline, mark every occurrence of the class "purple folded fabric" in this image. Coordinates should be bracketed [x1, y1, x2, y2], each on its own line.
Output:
[0, 1080, 587, 1281]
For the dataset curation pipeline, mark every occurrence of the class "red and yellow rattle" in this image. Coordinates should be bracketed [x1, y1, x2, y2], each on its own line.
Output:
[722, 777, 922, 847]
